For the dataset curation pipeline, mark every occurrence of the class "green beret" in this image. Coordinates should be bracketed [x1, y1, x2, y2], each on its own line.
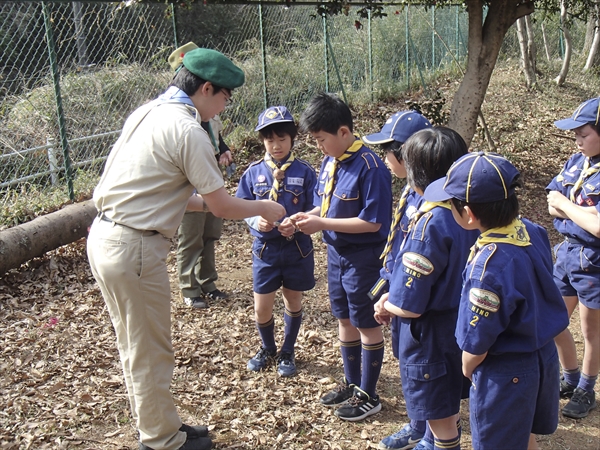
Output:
[182, 48, 245, 90]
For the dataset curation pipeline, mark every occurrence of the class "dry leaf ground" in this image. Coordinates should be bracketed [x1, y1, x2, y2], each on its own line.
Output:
[1, 62, 599, 449]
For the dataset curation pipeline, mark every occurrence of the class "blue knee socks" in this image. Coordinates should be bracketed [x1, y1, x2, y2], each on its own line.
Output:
[256, 316, 276, 352]
[360, 341, 384, 398]
[281, 308, 302, 354]
[340, 339, 362, 387]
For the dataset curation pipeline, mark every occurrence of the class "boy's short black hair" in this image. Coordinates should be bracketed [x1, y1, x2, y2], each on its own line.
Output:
[299, 92, 353, 134]
[258, 121, 298, 141]
[589, 121, 600, 135]
[402, 126, 468, 193]
[170, 67, 228, 97]
[382, 141, 404, 161]
[450, 175, 522, 229]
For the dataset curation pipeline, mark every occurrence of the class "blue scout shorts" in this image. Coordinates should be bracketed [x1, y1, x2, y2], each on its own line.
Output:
[327, 244, 383, 329]
[252, 234, 315, 294]
[553, 240, 600, 309]
[398, 310, 467, 421]
[470, 341, 560, 450]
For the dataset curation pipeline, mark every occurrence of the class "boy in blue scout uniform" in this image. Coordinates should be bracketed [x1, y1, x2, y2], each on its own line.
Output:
[235, 106, 317, 377]
[425, 152, 569, 450]
[87, 49, 285, 450]
[546, 97, 600, 419]
[362, 111, 433, 450]
[292, 93, 392, 421]
[374, 127, 476, 450]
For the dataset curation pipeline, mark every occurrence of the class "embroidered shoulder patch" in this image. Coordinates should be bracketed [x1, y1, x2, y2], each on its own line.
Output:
[402, 252, 434, 275]
[469, 288, 500, 313]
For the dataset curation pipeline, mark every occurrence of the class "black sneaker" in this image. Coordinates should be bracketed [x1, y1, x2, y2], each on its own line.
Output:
[562, 387, 597, 419]
[560, 376, 577, 398]
[139, 428, 212, 450]
[247, 347, 276, 372]
[277, 351, 297, 377]
[179, 423, 208, 439]
[320, 379, 355, 407]
[205, 289, 228, 300]
[334, 386, 382, 421]
[184, 297, 208, 309]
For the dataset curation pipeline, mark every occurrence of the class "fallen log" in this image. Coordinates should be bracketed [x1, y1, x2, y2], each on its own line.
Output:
[0, 200, 97, 275]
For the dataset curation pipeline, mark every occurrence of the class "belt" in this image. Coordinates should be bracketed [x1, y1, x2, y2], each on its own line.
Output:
[564, 235, 600, 249]
[96, 212, 159, 235]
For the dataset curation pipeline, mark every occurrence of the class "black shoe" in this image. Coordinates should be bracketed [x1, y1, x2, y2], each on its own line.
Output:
[277, 351, 297, 377]
[560, 376, 577, 399]
[205, 289, 228, 300]
[334, 386, 382, 421]
[247, 347, 277, 372]
[179, 423, 208, 438]
[320, 378, 355, 407]
[562, 387, 597, 419]
[140, 435, 212, 450]
[184, 297, 208, 309]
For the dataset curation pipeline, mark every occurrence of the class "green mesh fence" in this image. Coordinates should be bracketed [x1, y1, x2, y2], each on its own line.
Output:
[0, 1, 590, 212]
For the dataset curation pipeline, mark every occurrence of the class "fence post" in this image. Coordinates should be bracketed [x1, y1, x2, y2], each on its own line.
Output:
[47, 137, 59, 185]
[72, 2, 88, 67]
[368, 9, 373, 101]
[259, 3, 268, 109]
[171, 3, 178, 49]
[42, 1, 74, 201]
[432, 6, 436, 68]
[456, 5, 460, 61]
[323, 14, 329, 92]
[405, 5, 410, 89]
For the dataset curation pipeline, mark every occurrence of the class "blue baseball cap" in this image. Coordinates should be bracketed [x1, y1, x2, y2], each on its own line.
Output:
[363, 110, 432, 145]
[554, 97, 600, 130]
[255, 106, 294, 131]
[424, 152, 520, 203]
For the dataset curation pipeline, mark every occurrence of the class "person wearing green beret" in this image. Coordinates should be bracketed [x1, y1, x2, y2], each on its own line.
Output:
[87, 48, 285, 450]
[169, 43, 233, 309]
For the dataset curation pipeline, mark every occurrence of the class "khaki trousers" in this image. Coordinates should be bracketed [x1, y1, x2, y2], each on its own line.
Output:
[177, 211, 223, 297]
[87, 218, 186, 450]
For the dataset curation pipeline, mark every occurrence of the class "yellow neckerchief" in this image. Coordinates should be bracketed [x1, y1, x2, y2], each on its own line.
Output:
[380, 184, 411, 263]
[569, 156, 600, 203]
[409, 200, 451, 227]
[264, 152, 295, 201]
[468, 218, 531, 262]
[320, 137, 363, 218]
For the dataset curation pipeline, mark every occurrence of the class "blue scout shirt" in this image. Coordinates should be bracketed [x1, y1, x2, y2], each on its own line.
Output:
[315, 144, 392, 249]
[387, 202, 478, 314]
[547, 153, 600, 247]
[236, 154, 317, 241]
[456, 218, 569, 355]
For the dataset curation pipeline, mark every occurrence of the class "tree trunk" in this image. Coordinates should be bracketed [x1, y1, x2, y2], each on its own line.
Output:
[541, 22, 552, 62]
[0, 200, 97, 275]
[584, 2, 600, 71]
[516, 16, 536, 88]
[555, 0, 572, 86]
[448, 0, 534, 146]
[525, 15, 537, 74]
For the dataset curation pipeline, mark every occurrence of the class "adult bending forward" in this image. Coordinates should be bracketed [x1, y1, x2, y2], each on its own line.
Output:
[87, 49, 285, 450]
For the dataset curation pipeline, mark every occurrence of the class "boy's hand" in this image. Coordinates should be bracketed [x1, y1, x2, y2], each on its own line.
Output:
[257, 217, 275, 232]
[374, 293, 392, 326]
[293, 214, 323, 235]
[277, 218, 296, 237]
[547, 191, 569, 212]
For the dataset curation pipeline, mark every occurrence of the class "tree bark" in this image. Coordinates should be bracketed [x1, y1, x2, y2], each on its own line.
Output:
[516, 16, 537, 88]
[0, 200, 97, 275]
[555, 0, 573, 86]
[584, 2, 600, 71]
[449, 0, 534, 146]
[541, 22, 552, 61]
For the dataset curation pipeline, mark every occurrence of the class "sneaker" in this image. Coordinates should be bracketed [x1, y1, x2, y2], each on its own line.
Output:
[379, 423, 424, 449]
[277, 351, 297, 377]
[140, 432, 212, 450]
[562, 387, 597, 419]
[560, 376, 577, 398]
[334, 387, 382, 421]
[247, 347, 276, 372]
[184, 297, 208, 309]
[320, 379, 355, 407]
[412, 439, 434, 450]
[205, 289, 228, 300]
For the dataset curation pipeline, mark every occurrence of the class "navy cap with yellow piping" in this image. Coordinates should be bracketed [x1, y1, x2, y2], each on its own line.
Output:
[554, 97, 600, 130]
[424, 152, 520, 203]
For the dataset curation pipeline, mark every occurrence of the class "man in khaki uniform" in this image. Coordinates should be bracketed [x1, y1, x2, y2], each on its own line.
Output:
[169, 43, 232, 308]
[87, 49, 284, 450]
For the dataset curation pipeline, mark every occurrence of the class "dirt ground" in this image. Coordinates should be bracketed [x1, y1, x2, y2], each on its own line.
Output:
[1, 63, 599, 449]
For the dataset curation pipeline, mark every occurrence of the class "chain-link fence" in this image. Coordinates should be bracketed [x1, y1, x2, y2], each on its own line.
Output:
[0, 1, 590, 212]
